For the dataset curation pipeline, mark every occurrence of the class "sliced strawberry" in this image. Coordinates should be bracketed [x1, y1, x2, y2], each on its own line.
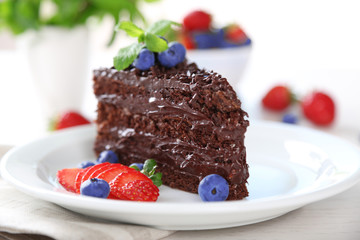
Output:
[112, 179, 159, 202]
[76, 162, 110, 193]
[107, 193, 119, 200]
[110, 170, 152, 186]
[88, 163, 113, 180]
[74, 168, 88, 193]
[109, 171, 153, 200]
[95, 163, 136, 183]
[57, 168, 82, 193]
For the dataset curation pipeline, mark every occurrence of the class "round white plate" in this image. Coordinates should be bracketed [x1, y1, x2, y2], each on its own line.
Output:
[1, 121, 360, 230]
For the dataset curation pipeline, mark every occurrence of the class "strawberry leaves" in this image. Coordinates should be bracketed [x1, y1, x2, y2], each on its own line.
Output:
[113, 20, 180, 71]
[142, 159, 162, 187]
[130, 159, 163, 187]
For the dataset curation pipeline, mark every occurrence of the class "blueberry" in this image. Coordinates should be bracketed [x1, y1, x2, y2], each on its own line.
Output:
[78, 161, 95, 169]
[80, 178, 110, 198]
[219, 38, 251, 48]
[133, 48, 155, 71]
[157, 42, 186, 68]
[193, 29, 224, 49]
[129, 163, 144, 171]
[219, 40, 240, 48]
[97, 150, 118, 164]
[282, 113, 298, 124]
[198, 174, 229, 202]
[242, 38, 252, 46]
[193, 32, 216, 49]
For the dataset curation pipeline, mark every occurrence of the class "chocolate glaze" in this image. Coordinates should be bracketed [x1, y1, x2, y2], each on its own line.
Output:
[93, 61, 249, 200]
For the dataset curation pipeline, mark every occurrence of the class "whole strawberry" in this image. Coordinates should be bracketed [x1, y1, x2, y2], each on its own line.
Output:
[54, 111, 91, 130]
[262, 85, 293, 111]
[225, 24, 248, 44]
[181, 33, 196, 49]
[301, 91, 335, 126]
[183, 10, 212, 31]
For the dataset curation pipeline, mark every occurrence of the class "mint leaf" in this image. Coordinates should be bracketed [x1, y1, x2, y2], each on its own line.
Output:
[138, 33, 145, 43]
[129, 165, 141, 171]
[113, 19, 181, 69]
[141, 159, 162, 187]
[116, 21, 144, 37]
[147, 20, 181, 36]
[113, 43, 143, 70]
[145, 32, 168, 52]
[150, 172, 163, 187]
[143, 159, 157, 173]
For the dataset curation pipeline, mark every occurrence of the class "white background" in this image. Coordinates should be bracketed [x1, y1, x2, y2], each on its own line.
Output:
[0, 0, 360, 145]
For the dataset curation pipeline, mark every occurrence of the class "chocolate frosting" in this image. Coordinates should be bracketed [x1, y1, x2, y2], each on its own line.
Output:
[93, 61, 249, 187]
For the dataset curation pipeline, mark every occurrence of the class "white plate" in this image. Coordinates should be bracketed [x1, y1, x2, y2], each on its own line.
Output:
[1, 121, 360, 230]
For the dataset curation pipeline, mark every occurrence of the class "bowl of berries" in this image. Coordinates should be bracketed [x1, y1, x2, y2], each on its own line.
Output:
[176, 10, 252, 88]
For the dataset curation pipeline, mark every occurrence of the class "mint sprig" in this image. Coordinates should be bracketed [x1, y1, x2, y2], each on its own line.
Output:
[117, 21, 144, 38]
[144, 32, 168, 52]
[113, 20, 181, 71]
[146, 20, 181, 36]
[130, 159, 163, 187]
[113, 43, 144, 71]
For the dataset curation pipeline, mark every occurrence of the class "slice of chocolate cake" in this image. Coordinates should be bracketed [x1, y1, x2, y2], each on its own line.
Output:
[93, 61, 249, 200]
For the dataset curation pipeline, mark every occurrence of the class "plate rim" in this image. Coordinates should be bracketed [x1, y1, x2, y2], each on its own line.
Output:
[1, 121, 360, 215]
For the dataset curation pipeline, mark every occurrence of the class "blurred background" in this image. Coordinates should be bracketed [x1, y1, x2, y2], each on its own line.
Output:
[0, 0, 359, 146]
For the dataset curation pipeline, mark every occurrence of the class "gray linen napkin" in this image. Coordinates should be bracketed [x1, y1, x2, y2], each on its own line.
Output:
[0, 145, 174, 240]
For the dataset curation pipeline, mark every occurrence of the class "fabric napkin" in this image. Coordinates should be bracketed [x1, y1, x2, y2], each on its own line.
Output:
[0, 145, 174, 240]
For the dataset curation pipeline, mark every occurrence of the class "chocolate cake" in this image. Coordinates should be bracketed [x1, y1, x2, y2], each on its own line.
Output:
[93, 61, 249, 200]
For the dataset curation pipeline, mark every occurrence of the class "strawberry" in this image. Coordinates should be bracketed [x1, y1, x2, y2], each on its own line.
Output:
[109, 171, 154, 200]
[57, 168, 82, 193]
[57, 159, 162, 201]
[74, 162, 110, 193]
[181, 33, 196, 50]
[183, 10, 212, 31]
[110, 170, 152, 186]
[96, 164, 137, 183]
[79, 162, 110, 193]
[111, 179, 159, 201]
[225, 24, 248, 44]
[87, 163, 113, 181]
[262, 85, 294, 111]
[301, 91, 335, 126]
[53, 111, 91, 130]
[74, 168, 87, 193]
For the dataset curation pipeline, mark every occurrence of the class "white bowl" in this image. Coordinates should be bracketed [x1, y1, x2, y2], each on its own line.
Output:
[186, 45, 252, 88]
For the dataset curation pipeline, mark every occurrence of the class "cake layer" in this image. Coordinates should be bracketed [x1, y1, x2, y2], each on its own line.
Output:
[93, 62, 249, 200]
